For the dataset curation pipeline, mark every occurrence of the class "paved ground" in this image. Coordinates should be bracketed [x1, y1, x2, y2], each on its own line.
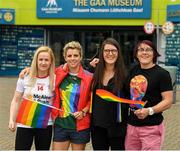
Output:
[0, 77, 180, 150]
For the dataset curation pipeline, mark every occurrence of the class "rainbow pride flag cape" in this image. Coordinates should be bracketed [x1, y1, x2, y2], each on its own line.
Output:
[16, 99, 53, 128]
[96, 89, 145, 108]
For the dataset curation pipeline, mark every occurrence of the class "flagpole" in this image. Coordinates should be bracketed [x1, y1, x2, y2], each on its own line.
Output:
[27, 99, 73, 115]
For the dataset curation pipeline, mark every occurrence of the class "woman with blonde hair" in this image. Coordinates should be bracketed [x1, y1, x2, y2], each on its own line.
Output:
[8, 46, 55, 150]
[52, 41, 93, 150]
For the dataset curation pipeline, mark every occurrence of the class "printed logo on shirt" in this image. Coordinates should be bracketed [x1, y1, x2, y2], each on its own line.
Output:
[34, 94, 52, 104]
[130, 75, 148, 109]
[37, 83, 45, 91]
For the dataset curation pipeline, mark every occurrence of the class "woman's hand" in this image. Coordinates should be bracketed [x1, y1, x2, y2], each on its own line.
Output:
[89, 58, 99, 68]
[8, 91, 23, 132]
[134, 108, 149, 120]
[8, 120, 16, 132]
[62, 63, 68, 71]
[73, 111, 84, 120]
[19, 67, 30, 79]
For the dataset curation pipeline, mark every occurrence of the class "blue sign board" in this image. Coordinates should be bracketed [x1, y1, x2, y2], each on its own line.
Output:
[0, 9, 15, 24]
[0, 26, 44, 76]
[167, 5, 180, 22]
[37, 0, 151, 19]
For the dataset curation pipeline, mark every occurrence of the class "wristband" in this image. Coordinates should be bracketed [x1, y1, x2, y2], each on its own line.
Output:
[148, 107, 154, 115]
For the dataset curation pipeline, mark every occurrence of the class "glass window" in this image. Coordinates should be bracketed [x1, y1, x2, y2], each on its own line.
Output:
[48, 27, 153, 69]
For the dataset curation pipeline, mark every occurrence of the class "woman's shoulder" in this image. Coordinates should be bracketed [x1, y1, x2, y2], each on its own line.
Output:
[154, 65, 171, 75]
[127, 63, 140, 75]
[55, 65, 63, 73]
[83, 69, 93, 77]
[16, 75, 30, 89]
[130, 63, 140, 69]
[55, 65, 70, 77]
[18, 74, 29, 82]
[79, 65, 93, 78]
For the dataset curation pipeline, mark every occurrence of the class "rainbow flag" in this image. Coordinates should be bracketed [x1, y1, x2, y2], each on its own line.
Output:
[96, 89, 145, 108]
[16, 99, 52, 128]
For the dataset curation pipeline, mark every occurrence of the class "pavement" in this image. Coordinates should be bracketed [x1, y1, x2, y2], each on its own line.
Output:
[0, 77, 180, 150]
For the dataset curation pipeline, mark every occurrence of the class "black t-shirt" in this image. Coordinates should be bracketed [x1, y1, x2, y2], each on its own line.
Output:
[91, 78, 128, 137]
[127, 64, 172, 126]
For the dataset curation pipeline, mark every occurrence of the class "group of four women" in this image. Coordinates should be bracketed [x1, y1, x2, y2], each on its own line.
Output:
[8, 38, 173, 150]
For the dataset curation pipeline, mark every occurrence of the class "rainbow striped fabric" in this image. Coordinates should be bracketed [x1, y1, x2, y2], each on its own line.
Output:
[96, 89, 145, 108]
[16, 98, 52, 128]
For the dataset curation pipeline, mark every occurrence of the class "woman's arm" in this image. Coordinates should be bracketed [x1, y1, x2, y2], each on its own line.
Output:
[134, 90, 173, 119]
[8, 91, 23, 132]
[151, 90, 173, 113]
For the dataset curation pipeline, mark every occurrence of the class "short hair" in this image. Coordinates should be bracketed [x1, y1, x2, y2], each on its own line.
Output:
[63, 41, 83, 59]
[133, 40, 161, 63]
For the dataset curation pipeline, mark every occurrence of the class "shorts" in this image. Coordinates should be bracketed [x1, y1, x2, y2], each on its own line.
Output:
[53, 125, 90, 144]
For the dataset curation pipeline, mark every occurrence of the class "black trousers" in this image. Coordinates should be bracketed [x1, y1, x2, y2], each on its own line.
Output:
[91, 126, 125, 150]
[15, 126, 52, 150]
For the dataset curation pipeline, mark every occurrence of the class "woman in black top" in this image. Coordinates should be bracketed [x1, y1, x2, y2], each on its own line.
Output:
[125, 40, 173, 150]
[91, 38, 129, 150]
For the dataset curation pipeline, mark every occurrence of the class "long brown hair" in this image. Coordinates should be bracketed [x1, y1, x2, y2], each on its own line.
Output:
[92, 38, 126, 93]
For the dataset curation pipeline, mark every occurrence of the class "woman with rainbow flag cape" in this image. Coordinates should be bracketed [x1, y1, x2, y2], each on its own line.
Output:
[8, 46, 56, 150]
[125, 40, 173, 150]
[90, 38, 129, 150]
[52, 41, 93, 150]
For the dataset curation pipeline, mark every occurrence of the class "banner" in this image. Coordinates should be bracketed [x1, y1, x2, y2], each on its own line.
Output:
[37, 0, 151, 18]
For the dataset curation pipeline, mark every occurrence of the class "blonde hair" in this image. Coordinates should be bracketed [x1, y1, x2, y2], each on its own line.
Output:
[28, 46, 55, 91]
[63, 41, 83, 59]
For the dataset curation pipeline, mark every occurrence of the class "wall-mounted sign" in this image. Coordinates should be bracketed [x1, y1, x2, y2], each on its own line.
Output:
[144, 21, 155, 34]
[162, 21, 174, 35]
[167, 5, 180, 22]
[0, 9, 15, 24]
[37, 0, 151, 19]
[0, 26, 44, 76]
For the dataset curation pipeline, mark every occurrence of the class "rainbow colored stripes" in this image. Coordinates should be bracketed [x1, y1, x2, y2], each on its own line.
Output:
[96, 89, 145, 108]
[16, 99, 52, 128]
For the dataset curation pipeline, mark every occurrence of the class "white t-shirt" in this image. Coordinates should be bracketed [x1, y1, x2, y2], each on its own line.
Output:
[16, 75, 55, 128]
